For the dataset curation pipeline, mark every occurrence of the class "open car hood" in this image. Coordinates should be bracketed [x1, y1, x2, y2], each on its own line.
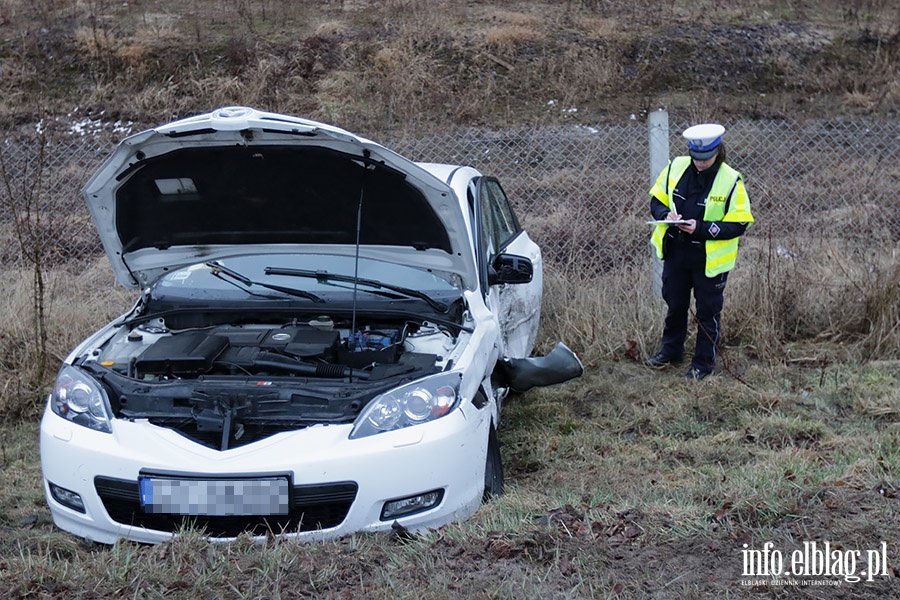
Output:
[83, 107, 477, 290]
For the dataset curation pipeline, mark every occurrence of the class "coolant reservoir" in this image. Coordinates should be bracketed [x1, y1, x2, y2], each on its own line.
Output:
[97, 326, 170, 374]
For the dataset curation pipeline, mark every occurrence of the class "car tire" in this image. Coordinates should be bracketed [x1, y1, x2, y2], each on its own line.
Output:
[483, 424, 504, 501]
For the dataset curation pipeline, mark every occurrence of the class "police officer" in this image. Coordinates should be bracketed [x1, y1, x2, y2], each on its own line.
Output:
[646, 124, 754, 380]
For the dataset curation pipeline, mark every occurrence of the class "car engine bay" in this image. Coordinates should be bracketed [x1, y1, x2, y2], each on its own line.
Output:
[77, 314, 464, 449]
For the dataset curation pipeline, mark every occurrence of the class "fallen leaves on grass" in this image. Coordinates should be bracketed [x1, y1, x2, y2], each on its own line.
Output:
[711, 501, 733, 524]
[534, 504, 643, 546]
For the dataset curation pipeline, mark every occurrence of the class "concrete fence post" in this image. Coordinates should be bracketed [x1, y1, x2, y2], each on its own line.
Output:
[647, 109, 669, 299]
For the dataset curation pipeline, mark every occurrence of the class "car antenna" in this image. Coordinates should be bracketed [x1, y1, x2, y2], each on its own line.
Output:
[350, 151, 373, 383]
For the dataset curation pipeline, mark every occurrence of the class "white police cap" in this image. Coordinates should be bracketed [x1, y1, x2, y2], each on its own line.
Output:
[683, 123, 725, 160]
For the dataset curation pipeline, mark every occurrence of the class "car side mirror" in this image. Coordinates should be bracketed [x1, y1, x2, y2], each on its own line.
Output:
[488, 253, 533, 286]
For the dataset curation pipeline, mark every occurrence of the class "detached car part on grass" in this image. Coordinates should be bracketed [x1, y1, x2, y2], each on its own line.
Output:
[40, 107, 582, 544]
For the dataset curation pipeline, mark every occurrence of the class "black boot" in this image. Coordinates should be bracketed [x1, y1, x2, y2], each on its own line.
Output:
[645, 352, 682, 367]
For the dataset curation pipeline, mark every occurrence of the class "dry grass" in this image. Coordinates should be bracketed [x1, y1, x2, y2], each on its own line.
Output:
[314, 20, 350, 37]
[538, 262, 660, 362]
[3, 350, 898, 597]
[3, 0, 897, 130]
[73, 26, 122, 61]
[491, 10, 544, 29]
[0, 260, 131, 418]
[1, 1, 900, 597]
[370, 41, 439, 124]
[533, 235, 900, 373]
[483, 25, 546, 52]
[575, 15, 628, 41]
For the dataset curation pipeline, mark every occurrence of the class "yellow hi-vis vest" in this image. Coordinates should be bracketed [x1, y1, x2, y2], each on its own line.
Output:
[650, 156, 754, 277]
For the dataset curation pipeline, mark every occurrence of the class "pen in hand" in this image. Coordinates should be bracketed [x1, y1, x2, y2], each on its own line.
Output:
[667, 212, 696, 234]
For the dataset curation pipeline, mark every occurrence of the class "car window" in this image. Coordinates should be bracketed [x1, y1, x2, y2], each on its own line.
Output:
[478, 179, 520, 263]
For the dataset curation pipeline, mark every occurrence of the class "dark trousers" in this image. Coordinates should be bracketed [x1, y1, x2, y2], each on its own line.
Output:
[659, 261, 728, 373]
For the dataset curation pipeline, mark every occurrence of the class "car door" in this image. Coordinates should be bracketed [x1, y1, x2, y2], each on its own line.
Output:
[473, 177, 543, 359]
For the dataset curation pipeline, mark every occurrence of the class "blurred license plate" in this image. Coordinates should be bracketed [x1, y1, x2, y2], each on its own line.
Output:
[139, 476, 290, 515]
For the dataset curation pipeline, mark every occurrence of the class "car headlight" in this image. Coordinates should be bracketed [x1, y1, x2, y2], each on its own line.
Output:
[50, 366, 113, 433]
[350, 372, 461, 439]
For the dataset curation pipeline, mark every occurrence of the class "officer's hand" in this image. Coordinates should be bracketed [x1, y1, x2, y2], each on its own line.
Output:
[676, 219, 697, 234]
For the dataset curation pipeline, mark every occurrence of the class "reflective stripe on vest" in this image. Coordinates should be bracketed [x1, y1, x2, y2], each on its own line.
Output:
[650, 156, 752, 276]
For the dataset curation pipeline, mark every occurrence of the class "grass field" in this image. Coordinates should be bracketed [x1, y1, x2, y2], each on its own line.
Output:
[1, 258, 898, 598]
[1, 349, 898, 598]
[2, 0, 900, 597]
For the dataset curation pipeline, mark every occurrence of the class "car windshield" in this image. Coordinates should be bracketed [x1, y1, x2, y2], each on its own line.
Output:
[154, 254, 458, 295]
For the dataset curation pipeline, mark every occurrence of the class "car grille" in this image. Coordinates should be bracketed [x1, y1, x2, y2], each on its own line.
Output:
[149, 420, 310, 451]
[94, 476, 357, 538]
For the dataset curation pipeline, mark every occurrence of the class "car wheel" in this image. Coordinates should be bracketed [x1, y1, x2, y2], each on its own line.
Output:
[483, 424, 504, 501]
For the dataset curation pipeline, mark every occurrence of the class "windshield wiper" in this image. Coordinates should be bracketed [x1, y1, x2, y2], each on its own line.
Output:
[206, 262, 325, 303]
[264, 266, 449, 313]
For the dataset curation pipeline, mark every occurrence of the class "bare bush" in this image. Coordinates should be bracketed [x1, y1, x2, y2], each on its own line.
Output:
[0, 259, 131, 419]
[0, 133, 51, 412]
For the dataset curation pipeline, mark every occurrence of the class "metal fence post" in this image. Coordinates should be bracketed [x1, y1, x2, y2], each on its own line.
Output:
[647, 109, 669, 299]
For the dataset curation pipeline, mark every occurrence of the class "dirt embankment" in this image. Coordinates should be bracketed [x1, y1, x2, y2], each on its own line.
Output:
[1, 3, 898, 130]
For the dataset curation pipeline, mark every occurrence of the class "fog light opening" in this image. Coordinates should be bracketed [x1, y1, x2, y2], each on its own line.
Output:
[49, 482, 86, 513]
[380, 489, 444, 520]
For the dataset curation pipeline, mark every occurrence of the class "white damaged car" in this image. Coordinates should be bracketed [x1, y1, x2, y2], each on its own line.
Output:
[40, 107, 582, 544]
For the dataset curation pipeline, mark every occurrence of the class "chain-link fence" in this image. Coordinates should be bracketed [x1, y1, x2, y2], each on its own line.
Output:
[2, 113, 898, 274]
[385, 117, 900, 273]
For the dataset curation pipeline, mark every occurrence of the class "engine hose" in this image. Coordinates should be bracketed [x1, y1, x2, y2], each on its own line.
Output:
[316, 363, 354, 378]
[250, 358, 368, 380]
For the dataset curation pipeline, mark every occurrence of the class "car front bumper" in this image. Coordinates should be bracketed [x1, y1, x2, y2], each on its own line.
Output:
[40, 402, 490, 544]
